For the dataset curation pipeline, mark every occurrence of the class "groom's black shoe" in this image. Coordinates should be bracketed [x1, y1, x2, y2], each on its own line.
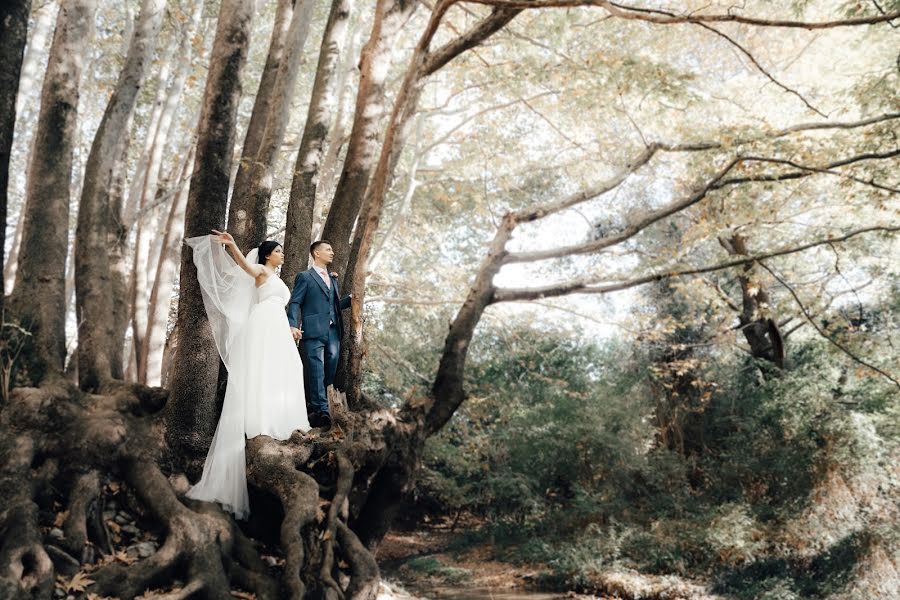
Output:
[310, 411, 332, 429]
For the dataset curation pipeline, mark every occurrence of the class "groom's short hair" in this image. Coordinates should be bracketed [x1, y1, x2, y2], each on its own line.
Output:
[310, 240, 332, 256]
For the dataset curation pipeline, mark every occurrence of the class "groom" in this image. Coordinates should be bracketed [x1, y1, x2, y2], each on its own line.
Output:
[287, 240, 351, 429]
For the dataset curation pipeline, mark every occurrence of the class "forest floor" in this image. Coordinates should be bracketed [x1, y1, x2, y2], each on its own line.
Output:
[375, 522, 608, 600]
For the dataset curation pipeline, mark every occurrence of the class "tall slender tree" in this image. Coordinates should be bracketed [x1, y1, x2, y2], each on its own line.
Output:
[74, 0, 166, 391]
[132, 0, 205, 384]
[320, 0, 418, 276]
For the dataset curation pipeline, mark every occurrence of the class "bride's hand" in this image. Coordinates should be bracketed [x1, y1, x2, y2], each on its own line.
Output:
[211, 229, 236, 247]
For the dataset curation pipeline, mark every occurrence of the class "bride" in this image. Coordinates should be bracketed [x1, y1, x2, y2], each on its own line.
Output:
[183, 230, 310, 519]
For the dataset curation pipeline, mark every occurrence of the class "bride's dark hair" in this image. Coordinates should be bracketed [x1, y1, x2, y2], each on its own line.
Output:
[257, 240, 282, 264]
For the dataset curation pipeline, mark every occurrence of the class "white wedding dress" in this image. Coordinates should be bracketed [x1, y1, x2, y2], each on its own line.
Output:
[183, 235, 310, 519]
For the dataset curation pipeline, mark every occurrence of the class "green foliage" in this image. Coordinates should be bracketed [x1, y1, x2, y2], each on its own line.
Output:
[396, 303, 899, 595]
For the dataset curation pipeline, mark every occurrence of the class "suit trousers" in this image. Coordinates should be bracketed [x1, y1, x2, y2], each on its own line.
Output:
[303, 324, 340, 415]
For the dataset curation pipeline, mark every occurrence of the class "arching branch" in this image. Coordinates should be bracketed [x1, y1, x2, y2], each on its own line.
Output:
[492, 226, 900, 302]
[461, 0, 900, 29]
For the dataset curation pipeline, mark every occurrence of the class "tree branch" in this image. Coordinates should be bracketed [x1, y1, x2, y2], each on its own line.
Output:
[505, 147, 899, 264]
[421, 6, 521, 77]
[758, 262, 900, 390]
[507, 112, 899, 226]
[713, 150, 900, 192]
[493, 226, 900, 302]
[459, 0, 900, 29]
[696, 23, 826, 117]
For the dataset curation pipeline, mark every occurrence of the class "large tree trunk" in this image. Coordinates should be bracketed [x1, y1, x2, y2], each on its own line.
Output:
[225, 0, 295, 253]
[74, 0, 166, 391]
[0, 0, 32, 312]
[165, 0, 255, 458]
[132, 0, 204, 384]
[320, 0, 418, 276]
[8, 0, 97, 384]
[282, 0, 356, 285]
[228, 0, 316, 254]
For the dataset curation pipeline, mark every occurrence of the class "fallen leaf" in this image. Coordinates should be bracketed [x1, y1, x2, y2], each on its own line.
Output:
[114, 550, 137, 565]
[67, 571, 95, 593]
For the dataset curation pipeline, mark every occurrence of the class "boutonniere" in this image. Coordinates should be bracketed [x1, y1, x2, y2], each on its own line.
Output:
[330, 272, 339, 278]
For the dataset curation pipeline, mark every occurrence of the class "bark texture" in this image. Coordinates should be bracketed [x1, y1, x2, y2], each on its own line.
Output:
[3, 1, 56, 295]
[8, 0, 97, 383]
[320, 0, 418, 277]
[282, 0, 356, 285]
[226, 0, 296, 253]
[228, 0, 316, 254]
[74, 0, 166, 391]
[166, 0, 255, 458]
[0, 0, 32, 310]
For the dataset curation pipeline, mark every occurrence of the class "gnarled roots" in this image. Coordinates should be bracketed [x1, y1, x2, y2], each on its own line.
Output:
[0, 384, 386, 599]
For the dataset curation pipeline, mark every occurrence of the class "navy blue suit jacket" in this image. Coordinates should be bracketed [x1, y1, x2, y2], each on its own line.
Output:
[287, 268, 351, 340]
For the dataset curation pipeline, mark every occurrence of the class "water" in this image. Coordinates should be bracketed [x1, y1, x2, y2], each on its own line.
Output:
[421, 589, 567, 600]
[380, 583, 569, 600]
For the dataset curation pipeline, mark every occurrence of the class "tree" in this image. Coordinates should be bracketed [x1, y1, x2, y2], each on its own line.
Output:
[320, 0, 419, 276]
[227, 0, 316, 254]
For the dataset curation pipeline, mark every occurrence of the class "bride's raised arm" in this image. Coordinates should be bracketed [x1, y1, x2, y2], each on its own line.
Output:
[212, 230, 265, 279]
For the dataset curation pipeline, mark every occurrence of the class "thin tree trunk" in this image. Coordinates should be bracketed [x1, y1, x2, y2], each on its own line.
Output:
[143, 146, 195, 387]
[131, 0, 204, 384]
[0, 0, 32, 312]
[8, 0, 96, 383]
[3, 214, 24, 293]
[74, 0, 166, 391]
[282, 0, 356, 285]
[3, 1, 57, 297]
[314, 16, 363, 236]
[369, 112, 423, 270]
[320, 0, 418, 276]
[342, 6, 520, 399]
[226, 0, 294, 253]
[166, 0, 255, 457]
[228, 0, 317, 254]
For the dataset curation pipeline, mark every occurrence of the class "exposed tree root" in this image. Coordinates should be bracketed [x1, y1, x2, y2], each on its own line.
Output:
[61, 470, 104, 562]
[0, 434, 54, 599]
[0, 383, 395, 599]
